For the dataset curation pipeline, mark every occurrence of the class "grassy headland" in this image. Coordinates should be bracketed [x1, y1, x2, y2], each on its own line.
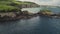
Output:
[0, 1, 40, 21]
[0, 1, 39, 12]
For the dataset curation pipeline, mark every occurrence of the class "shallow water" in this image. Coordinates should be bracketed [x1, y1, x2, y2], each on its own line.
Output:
[22, 7, 41, 13]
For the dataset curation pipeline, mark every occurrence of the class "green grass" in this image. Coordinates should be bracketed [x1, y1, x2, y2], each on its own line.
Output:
[0, 5, 17, 10]
[13, 1, 35, 5]
[0, 1, 35, 12]
[0, 1, 11, 5]
[0, 1, 19, 12]
[0, 1, 35, 6]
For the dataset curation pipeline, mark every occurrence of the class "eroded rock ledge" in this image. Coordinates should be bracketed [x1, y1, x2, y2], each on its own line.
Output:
[0, 9, 60, 21]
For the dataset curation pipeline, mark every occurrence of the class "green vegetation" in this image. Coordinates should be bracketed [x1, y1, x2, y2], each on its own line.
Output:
[0, 1, 19, 12]
[19, 1, 36, 4]
[0, 0, 36, 12]
[0, 0, 40, 21]
[0, 0, 16, 1]
[41, 9, 52, 12]
[38, 9, 52, 16]
[0, 5, 16, 10]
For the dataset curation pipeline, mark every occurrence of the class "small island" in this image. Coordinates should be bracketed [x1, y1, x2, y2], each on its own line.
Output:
[37, 9, 60, 18]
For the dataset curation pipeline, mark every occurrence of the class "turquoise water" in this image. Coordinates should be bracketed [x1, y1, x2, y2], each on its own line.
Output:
[0, 7, 60, 34]
[22, 7, 60, 13]
[22, 7, 41, 13]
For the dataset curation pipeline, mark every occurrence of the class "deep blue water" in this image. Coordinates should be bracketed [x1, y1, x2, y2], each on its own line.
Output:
[0, 16, 60, 34]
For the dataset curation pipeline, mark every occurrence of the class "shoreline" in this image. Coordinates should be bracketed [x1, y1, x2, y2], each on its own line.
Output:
[0, 10, 60, 21]
[0, 13, 60, 21]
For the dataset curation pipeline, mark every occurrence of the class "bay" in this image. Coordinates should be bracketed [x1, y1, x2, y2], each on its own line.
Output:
[0, 7, 60, 34]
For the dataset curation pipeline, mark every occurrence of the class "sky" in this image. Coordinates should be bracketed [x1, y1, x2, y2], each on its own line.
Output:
[19, 0, 60, 6]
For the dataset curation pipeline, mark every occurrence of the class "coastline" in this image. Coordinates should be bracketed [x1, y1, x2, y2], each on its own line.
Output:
[0, 1, 60, 21]
[0, 11, 60, 21]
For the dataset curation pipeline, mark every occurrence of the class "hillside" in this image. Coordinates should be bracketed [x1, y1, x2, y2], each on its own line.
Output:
[10, 1, 40, 8]
[0, 1, 40, 11]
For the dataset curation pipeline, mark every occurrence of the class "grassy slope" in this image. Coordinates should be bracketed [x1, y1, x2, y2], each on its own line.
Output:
[0, 1, 34, 6]
[0, 1, 36, 12]
[0, 1, 16, 11]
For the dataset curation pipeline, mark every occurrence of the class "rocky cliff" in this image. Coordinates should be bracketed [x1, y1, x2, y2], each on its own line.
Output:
[10, 1, 40, 8]
[21, 1, 40, 8]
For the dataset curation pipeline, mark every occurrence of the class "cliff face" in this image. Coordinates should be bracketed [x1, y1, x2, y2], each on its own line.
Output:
[21, 2, 40, 8]
[11, 1, 40, 8]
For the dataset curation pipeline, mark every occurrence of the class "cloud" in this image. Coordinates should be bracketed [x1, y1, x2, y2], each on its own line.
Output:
[19, 0, 60, 6]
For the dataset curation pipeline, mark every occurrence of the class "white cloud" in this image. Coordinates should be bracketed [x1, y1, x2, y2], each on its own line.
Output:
[19, 0, 60, 6]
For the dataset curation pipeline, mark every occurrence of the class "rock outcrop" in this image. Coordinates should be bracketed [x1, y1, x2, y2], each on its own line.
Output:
[10, 1, 40, 8]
